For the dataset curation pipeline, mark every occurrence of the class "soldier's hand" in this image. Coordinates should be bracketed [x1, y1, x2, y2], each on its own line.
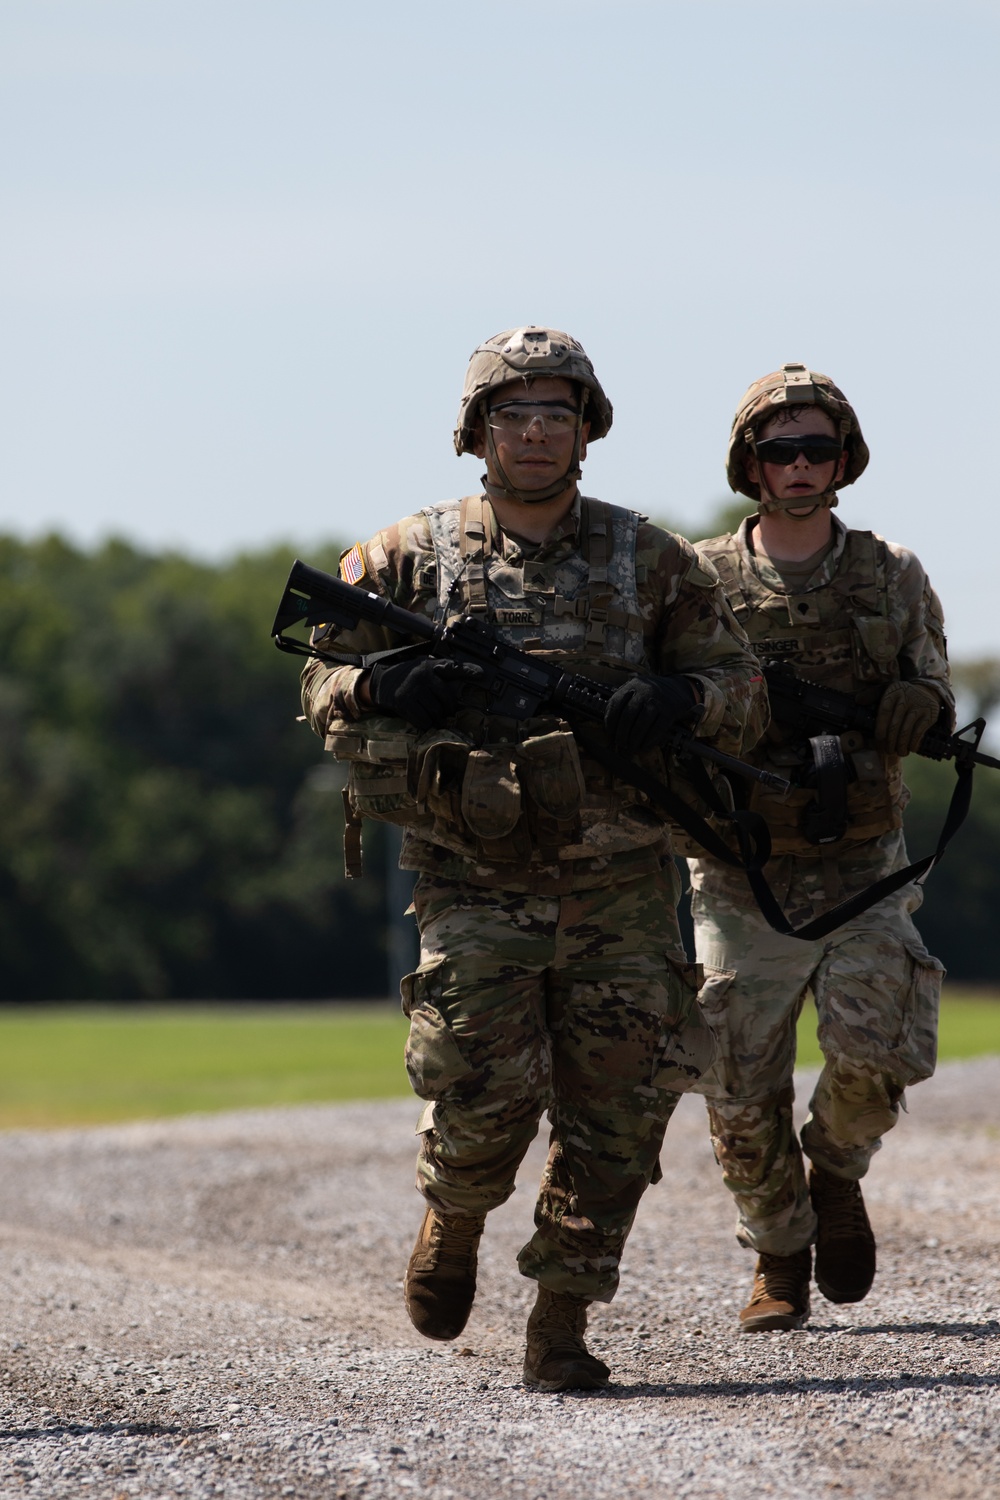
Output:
[604, 674, 700, 757]
[367, 656, 486, 732]
[874, 681, 941, 756]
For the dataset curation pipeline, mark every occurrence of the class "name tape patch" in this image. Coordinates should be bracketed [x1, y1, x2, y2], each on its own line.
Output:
[496, 607, 543, 626]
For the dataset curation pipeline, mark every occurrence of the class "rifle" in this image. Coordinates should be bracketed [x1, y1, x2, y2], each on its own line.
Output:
[274, 561, 944, 944]
[272, 559, 789, 794]
[763, 662, 1000, 772]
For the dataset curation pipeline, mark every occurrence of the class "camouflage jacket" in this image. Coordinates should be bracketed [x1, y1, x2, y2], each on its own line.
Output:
[302, 492, 767, 893]
[689, 514, 953, 868]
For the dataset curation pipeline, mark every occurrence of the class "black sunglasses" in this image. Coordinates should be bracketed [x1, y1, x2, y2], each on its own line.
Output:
[754, 436, 844, 466]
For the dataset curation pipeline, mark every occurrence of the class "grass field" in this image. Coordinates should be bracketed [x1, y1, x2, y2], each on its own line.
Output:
[0, 1005, 410, 1129]
[0, 990, 996, 1129]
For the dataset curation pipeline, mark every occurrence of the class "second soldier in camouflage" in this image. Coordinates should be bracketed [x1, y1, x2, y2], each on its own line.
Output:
[687, 364, 953, 1333]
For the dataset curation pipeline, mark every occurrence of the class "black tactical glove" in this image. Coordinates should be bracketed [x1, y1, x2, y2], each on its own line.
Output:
[603, 674, 700, 757]
[367, 656, 486, 733]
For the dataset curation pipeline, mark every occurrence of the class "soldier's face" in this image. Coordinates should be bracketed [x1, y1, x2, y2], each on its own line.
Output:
[472, 376, 590, 494]
[747, 409, 848, 509]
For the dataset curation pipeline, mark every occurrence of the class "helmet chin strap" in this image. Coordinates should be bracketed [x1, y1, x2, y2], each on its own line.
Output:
[481, 393, 586, 507]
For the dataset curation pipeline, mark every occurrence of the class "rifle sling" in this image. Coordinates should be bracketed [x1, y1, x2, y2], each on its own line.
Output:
[726, 749, 975, 941]
[572, 728, 773, 874]
[577, 729, 974, 944]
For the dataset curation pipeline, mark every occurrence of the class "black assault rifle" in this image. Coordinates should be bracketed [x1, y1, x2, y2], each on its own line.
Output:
[271, 559, 789, 795]
[763, 662, 1000, 773]
[273, 562, 952, 943]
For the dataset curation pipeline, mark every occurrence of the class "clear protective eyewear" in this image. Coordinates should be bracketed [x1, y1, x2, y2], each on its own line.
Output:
[487, 400, 582, 438]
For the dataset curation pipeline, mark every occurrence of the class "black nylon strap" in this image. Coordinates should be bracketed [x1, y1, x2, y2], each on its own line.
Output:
[573, 728, 773, 873]
[762, 752, 975, 941]
[577, 727, 975, 944]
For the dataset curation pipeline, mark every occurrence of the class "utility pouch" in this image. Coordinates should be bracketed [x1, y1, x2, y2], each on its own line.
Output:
[801, 734, 849, 846]
[326, 715, 421, 827]
[516, 728, 587, 821]
[460, 748, 522, 840]
[852, 615, 901, 682]
[412, 732, 475, 825]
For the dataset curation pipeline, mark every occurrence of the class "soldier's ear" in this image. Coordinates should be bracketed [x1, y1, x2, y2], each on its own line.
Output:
[470, 421, 487, 460]
[745, 452, 759, 485]
[579, 421, 590, 463]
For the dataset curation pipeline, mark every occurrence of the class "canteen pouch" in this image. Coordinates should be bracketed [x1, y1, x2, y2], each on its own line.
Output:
[516, 728, 587, 822]
[460, 748, 523, 840]
[412, 732, 476, 826]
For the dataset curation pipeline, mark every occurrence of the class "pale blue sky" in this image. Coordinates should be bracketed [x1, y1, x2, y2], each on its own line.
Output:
[1, 0, 996, 653]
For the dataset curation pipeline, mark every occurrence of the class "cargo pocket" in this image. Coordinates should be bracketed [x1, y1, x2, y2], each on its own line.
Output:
[691, 966, 738, 1097]
[650, 957, 717, 1094]
[886, 940, 944, 1086]
[460, 748, 522, 840]
[400, 959, 476, 1102]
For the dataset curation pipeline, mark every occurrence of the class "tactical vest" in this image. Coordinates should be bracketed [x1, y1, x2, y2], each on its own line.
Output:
[326, 494, 671, 875]
[700, 527, 904, 856]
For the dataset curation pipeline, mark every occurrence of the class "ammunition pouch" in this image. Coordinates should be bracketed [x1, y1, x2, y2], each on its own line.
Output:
[800, 735, 849, 845]
[324, 713, 595, 874]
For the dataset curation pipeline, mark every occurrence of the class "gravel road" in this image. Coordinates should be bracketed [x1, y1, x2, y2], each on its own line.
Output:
[0, 1056, 997, 1500]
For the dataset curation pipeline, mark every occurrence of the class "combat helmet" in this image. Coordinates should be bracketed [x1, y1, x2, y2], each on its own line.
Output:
[454, 327, 613, 506]
[726, 362, 869, 512]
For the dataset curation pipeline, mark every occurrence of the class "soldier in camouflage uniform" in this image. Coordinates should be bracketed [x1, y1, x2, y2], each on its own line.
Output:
[687, 363, 954, 1332]
[301, 327, 767, 1388]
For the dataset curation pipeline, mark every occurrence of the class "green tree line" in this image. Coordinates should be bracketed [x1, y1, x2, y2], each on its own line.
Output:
[0, 529, 997, 999]
[0, 535, 386, 1000]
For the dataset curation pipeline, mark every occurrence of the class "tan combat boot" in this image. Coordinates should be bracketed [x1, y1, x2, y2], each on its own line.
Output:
[404, 1207, 485, 1341]
[523, 1286, 611, 1392]
[810, 1164, 877, 1304]
[739, 1248, 812, 1333]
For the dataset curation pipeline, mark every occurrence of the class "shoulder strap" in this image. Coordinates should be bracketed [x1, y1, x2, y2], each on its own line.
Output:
[874, 533, 890, 619]
[704, 543, 751, 621]
[458, 494, 492, 615]
[581, 498, 615, 646]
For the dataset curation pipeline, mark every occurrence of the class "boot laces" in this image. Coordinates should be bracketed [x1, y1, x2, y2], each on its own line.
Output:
[816, 1176, 870, 1241]
[530, 1294, 588, 1358]
[753, 1251, 809, 1306]
[430, 1213, 483, 1275]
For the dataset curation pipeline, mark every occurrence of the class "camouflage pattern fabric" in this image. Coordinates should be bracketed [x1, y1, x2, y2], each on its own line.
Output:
[687, 516, 954, 858]
[690, 831, 944, 1256]
[299, 484, 763, 1306]
[304, 495, 764, 751]
[453, 326, 613, 455]
[402, 865, 713, 1303]
[301, 492, 767, 895]
[726, 362, 870, 503]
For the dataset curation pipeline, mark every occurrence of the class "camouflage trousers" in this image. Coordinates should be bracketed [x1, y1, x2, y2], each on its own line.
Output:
[401, 865, 712, 1303]
[689, 852, 944, 1256]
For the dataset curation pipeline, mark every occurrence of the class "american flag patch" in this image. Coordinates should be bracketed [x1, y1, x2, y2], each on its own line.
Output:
[339, 543, 366, 585]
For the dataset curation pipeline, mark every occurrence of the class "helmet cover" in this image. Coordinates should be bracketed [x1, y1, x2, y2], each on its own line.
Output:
[454, 326, 613, 456]
[726, 361, 869, 506]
